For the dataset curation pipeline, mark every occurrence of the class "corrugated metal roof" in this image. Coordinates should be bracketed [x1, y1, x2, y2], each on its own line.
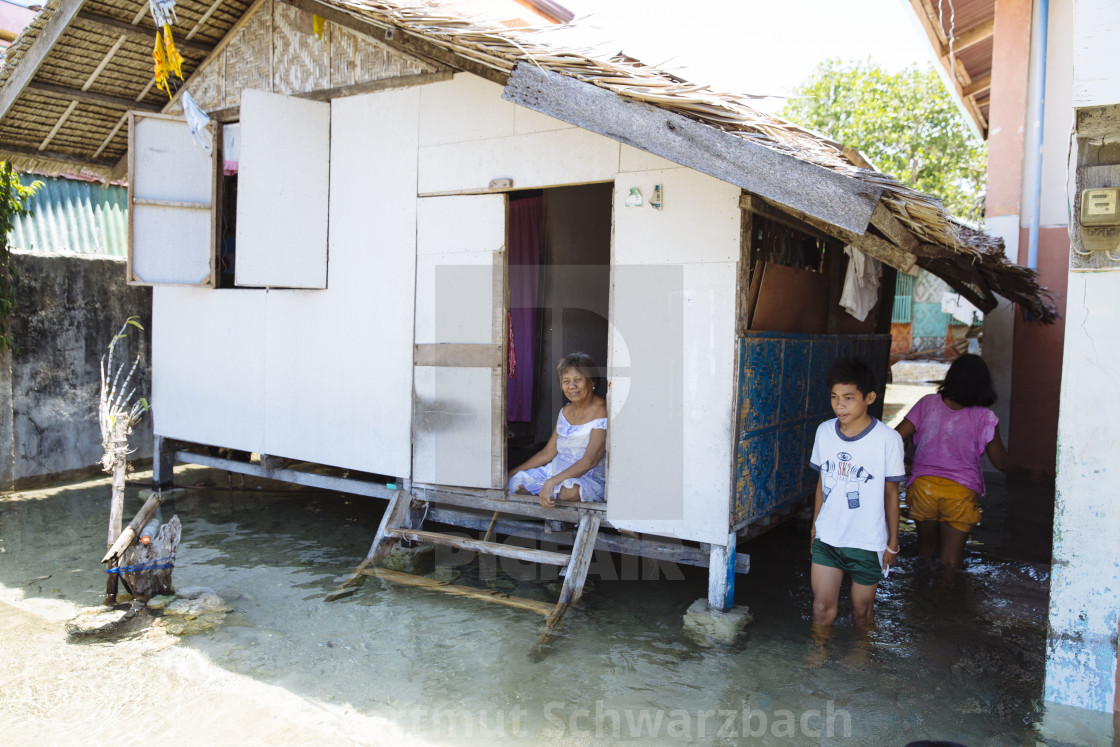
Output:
[8, 174, 127, 256]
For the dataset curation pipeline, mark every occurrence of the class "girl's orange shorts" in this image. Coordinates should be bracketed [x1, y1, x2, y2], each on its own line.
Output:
[906, 475, 980, 532]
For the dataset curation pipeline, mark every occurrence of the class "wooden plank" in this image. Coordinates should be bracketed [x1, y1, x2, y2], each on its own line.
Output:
[26, 81, 162, 112]
[414, 343, 501, 368]
[413, 484, 606, 522]
[941, 19, 995, 57]
[0, 143, 115, 170]
[362, 567, 554, 615]
[0, 0, 87, 122]
[325, 490, 414, 601]
[386, 528, 572, 566]
[75, 10, 214, 54]
[504, 63, 882, 235]
[751, 262, 830, 334]
[870, 201, 921, 252]
[741, 194, 916, 273]
[962, 75, 992, 98]
[296, 71, 453, 101]
[534, 515, 600, 652]
[173, 450, 398, 499]
[133, 198, 211, 210]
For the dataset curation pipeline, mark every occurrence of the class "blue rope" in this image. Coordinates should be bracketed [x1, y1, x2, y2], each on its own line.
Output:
[106, 556, 176, 574]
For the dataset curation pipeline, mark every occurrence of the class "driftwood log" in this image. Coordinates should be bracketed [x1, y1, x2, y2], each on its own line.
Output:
[115, 515, 181, 601]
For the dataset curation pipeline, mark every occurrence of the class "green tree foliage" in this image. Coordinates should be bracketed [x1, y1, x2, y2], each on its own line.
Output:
[780, 59, 987, 221]
[0, 163, 41, 349]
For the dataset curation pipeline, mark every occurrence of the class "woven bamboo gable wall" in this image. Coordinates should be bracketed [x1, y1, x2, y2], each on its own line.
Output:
[167, 0, 434, 114]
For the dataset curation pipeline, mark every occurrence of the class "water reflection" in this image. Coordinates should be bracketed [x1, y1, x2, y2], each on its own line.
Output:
[0, 468, 1112, 745]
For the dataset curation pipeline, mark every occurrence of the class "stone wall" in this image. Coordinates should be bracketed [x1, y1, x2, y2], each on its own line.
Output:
[0, 251, 152, 489]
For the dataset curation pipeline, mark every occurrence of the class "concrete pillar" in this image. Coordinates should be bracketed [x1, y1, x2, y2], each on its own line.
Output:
[1045, 271, 1120, 713]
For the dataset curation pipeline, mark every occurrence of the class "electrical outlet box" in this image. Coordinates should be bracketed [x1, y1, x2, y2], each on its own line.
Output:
[1079, 187, 1120, 254]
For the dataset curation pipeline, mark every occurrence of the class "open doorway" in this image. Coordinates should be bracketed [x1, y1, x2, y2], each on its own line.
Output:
[506, 183, 613, 473]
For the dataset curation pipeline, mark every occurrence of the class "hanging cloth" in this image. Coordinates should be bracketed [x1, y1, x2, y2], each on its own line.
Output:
[839, 245, 882, 322]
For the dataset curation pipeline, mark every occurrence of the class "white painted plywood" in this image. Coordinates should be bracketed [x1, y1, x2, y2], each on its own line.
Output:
[236, 89, 330, 289]
[132, 116, 213, 203]
[613, 168, 740, 264]
[132, 205, 213, 285]
[419, 74, 515, 146]
[418, 127, 620, 194]
[513, 104, 573, 135]
[605, 261, 737, 544]
[413, 366, 496, 488]
[129, 114, 216, 286]
[151, 286, 267, 453]
[259, 88, 422, 477]
[413, 193, 505, 489]
[619, 144, 679, 173]
[1073, 0, 1120, 107]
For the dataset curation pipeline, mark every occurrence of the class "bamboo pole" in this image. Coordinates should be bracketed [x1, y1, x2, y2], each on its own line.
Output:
[102, 491, 165, 564]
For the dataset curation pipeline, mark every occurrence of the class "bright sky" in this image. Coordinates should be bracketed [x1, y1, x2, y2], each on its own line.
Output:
[549, 0, 935, 113]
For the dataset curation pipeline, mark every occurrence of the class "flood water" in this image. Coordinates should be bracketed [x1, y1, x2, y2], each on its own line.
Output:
[0, 466, 1115, 745]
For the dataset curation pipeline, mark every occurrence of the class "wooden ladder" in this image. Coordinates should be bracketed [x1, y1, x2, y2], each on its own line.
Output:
[327, 490, 602, 642]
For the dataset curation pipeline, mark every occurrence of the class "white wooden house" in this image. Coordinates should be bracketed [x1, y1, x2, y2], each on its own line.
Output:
[0, 0, 1055, 623]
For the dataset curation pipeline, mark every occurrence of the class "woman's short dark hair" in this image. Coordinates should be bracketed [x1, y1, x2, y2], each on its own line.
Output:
[556, 352, 600, 392]
[827, 357, 878, 397]
[938, 353, 996, 407]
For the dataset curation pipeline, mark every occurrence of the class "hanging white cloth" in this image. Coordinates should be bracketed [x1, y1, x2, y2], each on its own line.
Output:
[941, 291, 981, 325]
[840, 245, 882, 322]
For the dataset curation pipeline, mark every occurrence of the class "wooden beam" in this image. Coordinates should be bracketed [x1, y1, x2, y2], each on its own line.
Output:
[940, 18, 995, 57]
[414, 343, 501, 368]
[740, 193, 916, 273]
[962, 75, 992, 99]
[0, 0, 87, 122]
[76, 10, 215, 55]
[26, 81, 162, 112]
[295, 71, 453, 101]
[870, 201, 920, 252]
[0, 142, 116, 170]
[361, 567, 555, 615]
[506, 64, 883, 235]
[386, 528, 573, 566]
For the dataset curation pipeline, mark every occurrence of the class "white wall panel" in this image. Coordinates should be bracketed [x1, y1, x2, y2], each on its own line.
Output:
[613, 168, 740, 264]
[259, 88, 421, 477]
[416, 194, 506, 255]
[413, 366, 495, 488]
[132, 206, 213, 285]
[152, 286, 267, 453]
[419, 74, 515, 146]
[236, 89, 330, 289]
[605, 261, 737, 544]
[619, 144, 678, 173]
[418, 127, 620, 194]
[1073, 0, 1120, 107]
[513, 104, 574, 135]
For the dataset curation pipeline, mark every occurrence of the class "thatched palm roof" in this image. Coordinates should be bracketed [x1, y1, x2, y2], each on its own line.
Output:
[0, 0, 1056, 321]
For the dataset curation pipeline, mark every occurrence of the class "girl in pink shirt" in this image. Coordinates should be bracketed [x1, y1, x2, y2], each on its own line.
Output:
[896, 354, 1044, 570]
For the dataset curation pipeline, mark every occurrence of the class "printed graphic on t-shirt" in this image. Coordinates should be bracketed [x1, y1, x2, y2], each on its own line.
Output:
[820, 451, 874, 509]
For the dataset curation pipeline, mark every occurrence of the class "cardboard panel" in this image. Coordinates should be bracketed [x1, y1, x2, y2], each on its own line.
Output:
[749, 262, 829, 334]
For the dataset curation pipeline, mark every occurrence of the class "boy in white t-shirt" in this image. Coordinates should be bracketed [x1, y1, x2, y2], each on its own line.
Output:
[809, 358, 906, 627]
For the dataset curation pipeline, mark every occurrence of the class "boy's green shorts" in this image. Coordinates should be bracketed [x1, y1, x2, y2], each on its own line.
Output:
[812, 539, 882, 587]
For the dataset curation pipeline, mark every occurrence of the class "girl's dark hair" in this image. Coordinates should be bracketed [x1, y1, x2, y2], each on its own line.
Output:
[826, 357, 878, 397]
[938, 353, 996, 407]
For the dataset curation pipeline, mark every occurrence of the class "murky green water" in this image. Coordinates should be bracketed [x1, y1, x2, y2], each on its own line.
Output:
[0, 467, 1114, 745]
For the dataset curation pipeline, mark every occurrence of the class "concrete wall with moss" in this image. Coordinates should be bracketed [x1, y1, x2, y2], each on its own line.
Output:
[0, 251, 152, 490]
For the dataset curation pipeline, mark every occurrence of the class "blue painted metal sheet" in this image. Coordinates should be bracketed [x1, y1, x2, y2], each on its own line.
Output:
[732, 331, 892, 527]
[8, 175, 128, 257]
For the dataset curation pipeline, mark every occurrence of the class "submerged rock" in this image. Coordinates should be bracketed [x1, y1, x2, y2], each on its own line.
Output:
[425, 566, 461, 583]
[66, 606, 129, 637]
[153, 588, 231, 636]
[383, 544, 435, 575]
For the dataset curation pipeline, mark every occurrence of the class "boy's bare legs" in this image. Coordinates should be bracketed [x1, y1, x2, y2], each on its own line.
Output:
[938, 522, 969, 571]
[850, 582, 878, 627]
[811, 563, 844, 625]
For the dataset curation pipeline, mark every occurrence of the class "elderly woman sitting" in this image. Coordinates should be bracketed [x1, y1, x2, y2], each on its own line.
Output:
[508, 353, 607, 508]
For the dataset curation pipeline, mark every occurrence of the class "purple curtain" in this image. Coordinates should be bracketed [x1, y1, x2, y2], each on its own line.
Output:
[507, 194, 542, 422]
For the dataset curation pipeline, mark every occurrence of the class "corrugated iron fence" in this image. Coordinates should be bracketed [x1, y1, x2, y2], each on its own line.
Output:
[8, 175, 128, 257]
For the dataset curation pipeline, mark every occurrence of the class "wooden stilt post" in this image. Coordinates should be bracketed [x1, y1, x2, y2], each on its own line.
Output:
[153, 435, 175, 489]
[706, 530, 738, 611]
[103, 433, 128, 605]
